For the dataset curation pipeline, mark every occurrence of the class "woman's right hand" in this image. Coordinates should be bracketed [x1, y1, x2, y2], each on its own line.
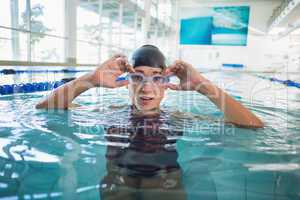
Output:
[90, 54, 135, 88]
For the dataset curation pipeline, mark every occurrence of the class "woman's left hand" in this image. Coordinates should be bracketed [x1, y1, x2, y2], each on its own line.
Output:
[164, 60, 209, 93]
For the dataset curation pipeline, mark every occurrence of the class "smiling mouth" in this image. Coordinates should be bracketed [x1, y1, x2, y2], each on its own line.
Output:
[139, 96, 154, 101]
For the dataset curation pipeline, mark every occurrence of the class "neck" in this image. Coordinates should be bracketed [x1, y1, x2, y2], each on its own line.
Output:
[131, 105, 161, 117]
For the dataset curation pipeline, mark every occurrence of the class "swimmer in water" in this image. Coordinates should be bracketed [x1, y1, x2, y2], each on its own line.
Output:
[36, 44, 264, 128]
[36, 45, 264, 199]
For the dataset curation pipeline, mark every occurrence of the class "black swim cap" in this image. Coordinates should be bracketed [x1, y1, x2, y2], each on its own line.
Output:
[131, 45, 166, 69]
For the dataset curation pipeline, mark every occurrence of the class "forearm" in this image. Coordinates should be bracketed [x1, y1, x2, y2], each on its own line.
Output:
[197, 79, 264, 128]
[36, 73, 95, 109]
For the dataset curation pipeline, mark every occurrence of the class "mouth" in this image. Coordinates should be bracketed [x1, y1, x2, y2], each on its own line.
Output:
[139, 96, 154, 102]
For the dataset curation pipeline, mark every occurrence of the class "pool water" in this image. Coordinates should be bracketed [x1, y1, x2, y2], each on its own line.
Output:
[0, 71, 299, 200]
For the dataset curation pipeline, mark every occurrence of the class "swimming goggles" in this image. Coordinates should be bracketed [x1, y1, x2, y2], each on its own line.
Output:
[116, 72, 170, 85]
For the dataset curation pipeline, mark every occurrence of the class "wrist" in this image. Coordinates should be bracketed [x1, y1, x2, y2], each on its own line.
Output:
[77, 72, 98, 89]
[90, 70, 105, 87]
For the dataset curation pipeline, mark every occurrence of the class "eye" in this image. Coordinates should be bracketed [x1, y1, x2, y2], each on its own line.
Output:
[152, 76, 165, 83]
[130, 74, 143, 83]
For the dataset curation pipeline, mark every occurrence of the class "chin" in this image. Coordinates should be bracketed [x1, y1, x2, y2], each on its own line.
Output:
[135, 101, 160, 112]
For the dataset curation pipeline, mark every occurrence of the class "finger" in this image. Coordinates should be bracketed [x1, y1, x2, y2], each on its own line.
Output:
[174, 61, 185, 72]
[175, 60, 185, 65]
[165, 64, 179, 76]
[175, 60, 190, 67]
[164, 70, 176, 77]
[115, 57, 128, 71]
[125, 63, 135, 73]
[115, 80, 129, 88]
[166, 83, 181, 90]
[181, 60, 193, 68]
[100, 54, 124, 68]
[177, 60, 195, 73]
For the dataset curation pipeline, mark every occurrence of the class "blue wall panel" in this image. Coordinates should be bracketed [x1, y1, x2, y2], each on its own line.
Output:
[180, 6, 250, 46]
[180, 17, 213, 45]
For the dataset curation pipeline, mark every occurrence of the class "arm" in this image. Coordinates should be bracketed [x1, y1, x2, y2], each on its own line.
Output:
[195, 79, 264, 128]
[36, 55, 134, 109]
[35, 73, 94, 109]
[165, 61, 264, 128]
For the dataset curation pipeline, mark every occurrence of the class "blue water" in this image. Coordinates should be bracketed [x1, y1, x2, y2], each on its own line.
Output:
[0, 71, 299, 200]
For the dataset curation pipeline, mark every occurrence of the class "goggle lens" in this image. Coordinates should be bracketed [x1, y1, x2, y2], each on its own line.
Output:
[128, 73, 169, 84]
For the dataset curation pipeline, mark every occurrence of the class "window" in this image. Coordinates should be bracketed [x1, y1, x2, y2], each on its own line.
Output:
[77, 2, 100, 64]
[0, 0, 28, 61]
[0, 29, 28, 61]
[30, 0, 64, 36]
[30, 0, 65, 62]
[0, 0, 64, 62]
[0, 0, 176, 65]
[31, 33, 64, 62]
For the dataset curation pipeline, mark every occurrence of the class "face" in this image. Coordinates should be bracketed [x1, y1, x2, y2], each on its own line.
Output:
[128, 66, 167, 113]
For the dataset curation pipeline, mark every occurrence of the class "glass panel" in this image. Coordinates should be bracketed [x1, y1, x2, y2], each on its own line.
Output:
[137, 0, 144, 10]
[100, 45, 110, 62]
[112, 21, 120, 47]
[0, 0, 28, 61]
[0, 0, 12, 28]
[0, 28, 28, 61]
[101, 17, 110, 46]
[77, 3, 100, 43]
[77, 1, 100, 64]
[136, 30, 144, 47]
[0, 28, 13, 60]
[30, 0, 64, 36]
[122, 26, 135, 50]
[19, 32, 28, 60]
[151, 3, 157, 18]
[14, 0, 31, 31]
[158, 0, 172, 26]
[31, 34, 64, 62]
[121, 4, 135, 51]
[17, 0, 28, 30]
[77, 42, 99, 64]
[111, 47, 121, 56]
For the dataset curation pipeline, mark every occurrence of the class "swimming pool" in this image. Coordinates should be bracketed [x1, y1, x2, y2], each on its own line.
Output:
[0, 69, 299, 200]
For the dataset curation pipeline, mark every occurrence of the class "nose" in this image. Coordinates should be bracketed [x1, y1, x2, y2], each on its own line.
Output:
[141, 82, 155, 93]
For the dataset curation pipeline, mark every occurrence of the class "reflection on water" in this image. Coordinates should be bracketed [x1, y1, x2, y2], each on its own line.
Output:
[0, 72, 299, 199]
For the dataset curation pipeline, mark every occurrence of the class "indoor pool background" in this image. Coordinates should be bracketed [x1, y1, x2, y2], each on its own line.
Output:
[0, 68, 299, 200]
